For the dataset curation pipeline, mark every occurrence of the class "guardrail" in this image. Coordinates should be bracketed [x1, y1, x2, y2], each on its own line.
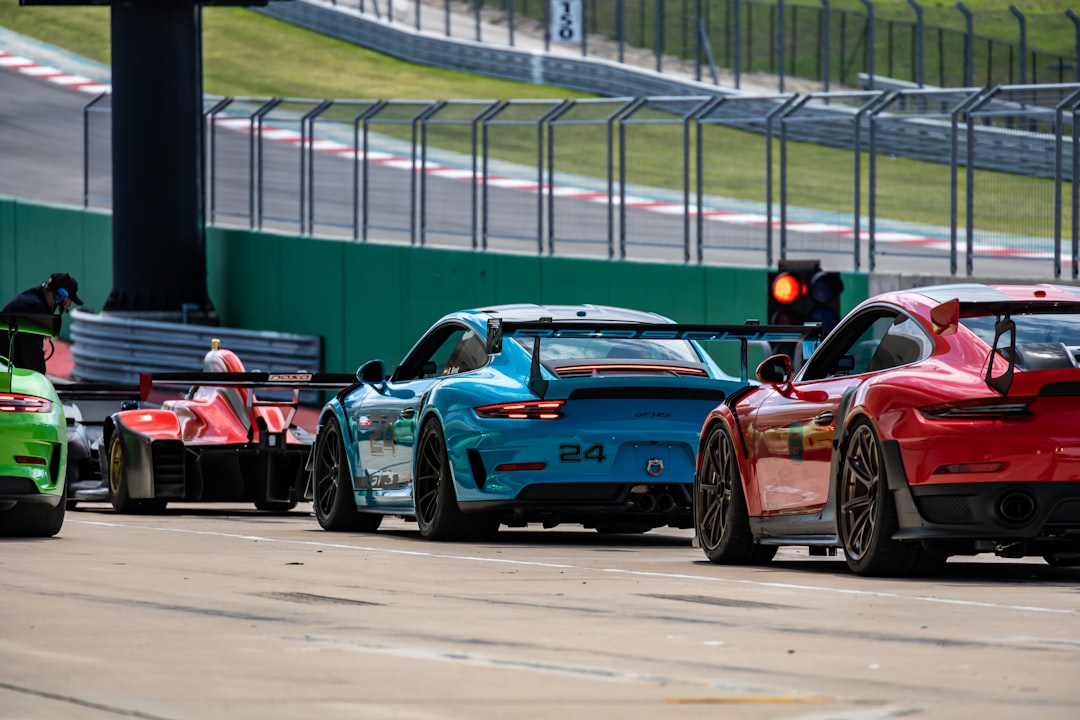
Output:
[68, 310, 324, 385]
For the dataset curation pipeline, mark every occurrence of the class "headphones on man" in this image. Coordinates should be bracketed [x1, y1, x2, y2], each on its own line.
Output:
[43, 279, 70, 314]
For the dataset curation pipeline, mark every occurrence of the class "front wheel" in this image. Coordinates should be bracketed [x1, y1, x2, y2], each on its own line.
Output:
[838, 420, 944, 577]
[107, 433, 166, 514]
[694, 425, 775, 565]
[312, 417, 382, 532]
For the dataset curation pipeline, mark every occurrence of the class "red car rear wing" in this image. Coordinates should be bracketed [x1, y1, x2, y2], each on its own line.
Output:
[137, 371, 358, 402]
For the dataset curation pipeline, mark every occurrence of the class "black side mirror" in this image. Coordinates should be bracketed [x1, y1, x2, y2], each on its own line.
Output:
[756, 354, 793, 384]
[358, 359, 386, 385]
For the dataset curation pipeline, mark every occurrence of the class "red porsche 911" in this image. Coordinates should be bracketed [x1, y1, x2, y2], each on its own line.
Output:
[694, 283, 1080, 576]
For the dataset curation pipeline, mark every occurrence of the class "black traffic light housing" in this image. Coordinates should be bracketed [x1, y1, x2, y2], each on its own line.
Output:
[767, 260, 844, 353]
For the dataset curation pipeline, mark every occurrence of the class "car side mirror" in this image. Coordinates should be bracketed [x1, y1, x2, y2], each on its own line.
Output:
[756, 354, 793, 384]
[358, 359, 386, 385]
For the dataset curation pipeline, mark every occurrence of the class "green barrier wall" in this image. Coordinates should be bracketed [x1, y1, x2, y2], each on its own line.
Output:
[3, 198, 869, 374]
[0, 198, 113, 340]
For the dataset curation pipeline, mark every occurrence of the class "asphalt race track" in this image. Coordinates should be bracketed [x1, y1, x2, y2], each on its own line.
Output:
[3, 508, 1079, 720]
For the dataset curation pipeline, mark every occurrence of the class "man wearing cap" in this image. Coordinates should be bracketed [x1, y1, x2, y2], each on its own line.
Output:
[1, 272, 84, 374]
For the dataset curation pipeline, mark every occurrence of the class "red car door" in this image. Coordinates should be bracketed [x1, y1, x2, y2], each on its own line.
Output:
[746, 308, 909, 516]
[748, 376, 852, 514]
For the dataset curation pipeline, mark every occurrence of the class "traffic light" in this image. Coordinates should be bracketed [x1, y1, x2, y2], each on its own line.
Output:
[767, 260, 844, 355]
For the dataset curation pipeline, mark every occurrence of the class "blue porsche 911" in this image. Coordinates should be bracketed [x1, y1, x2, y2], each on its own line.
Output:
[308, 304, 817, 539]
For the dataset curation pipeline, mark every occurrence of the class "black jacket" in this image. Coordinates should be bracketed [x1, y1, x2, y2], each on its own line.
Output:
[1, 287, 54, 374]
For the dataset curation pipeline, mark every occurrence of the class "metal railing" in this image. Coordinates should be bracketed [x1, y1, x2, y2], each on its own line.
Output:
[68, 309, 324, 387]
[84, 83, 1079, 279]
[300, 0, 1079, 93]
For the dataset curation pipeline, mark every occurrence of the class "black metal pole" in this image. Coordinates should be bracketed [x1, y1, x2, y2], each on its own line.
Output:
[106, 0, 213, 319]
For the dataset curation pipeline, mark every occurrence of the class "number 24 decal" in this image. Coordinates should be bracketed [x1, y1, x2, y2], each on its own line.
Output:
[560, 444, 606, 462]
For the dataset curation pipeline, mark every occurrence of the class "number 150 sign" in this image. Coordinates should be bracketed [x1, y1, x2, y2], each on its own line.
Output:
[550, 0, 582, 43]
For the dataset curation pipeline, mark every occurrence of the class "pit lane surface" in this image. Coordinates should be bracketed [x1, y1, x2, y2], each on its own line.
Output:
[2, 505, 1077, 720]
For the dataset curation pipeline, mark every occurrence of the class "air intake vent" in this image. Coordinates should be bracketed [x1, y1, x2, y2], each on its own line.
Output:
[1039, 382, 1080, 397]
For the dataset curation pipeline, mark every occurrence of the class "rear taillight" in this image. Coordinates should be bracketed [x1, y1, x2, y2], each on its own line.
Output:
[918, 398, 1032, 421]
[0, 394, 52, 413]
[474, 400, 565, 419]
[14, 456, 47, 466]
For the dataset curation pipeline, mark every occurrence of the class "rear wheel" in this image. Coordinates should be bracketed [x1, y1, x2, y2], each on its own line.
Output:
[312, 417, 382, 532]
[1043, 551, 1080, 567]
[0, 471, 66, 538]
[107, 433, 167, 514]
[415, 420, 497, 540]
[838, 420, 944, 577]
[694, 425, 776, 565]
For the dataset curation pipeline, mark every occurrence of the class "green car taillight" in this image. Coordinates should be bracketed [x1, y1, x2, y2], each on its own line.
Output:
[0, 393, 53, 413]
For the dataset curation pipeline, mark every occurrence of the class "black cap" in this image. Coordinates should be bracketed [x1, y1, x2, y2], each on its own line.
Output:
[46, 272, 84, 306]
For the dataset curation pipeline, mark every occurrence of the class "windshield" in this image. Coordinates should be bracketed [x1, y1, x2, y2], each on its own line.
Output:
[512, 337, 704, 364]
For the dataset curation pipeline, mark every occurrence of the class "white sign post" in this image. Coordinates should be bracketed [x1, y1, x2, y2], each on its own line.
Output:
[550, 0, 583, 44]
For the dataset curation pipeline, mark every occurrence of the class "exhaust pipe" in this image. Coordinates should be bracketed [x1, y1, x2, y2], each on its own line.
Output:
[655, 494, 676, 513]
[996, 490, 1036, 525]
[637, 493, 657, 512]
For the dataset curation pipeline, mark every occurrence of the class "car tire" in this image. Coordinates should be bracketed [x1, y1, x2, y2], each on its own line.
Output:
[694, 424, 776, 565]
[415, 420, 488, 540]
[107, 433, 167, 514]
[838, 419, 945, 577]
[1043, 552, 1080, 567]
[312, 416, 382, 532]
[0, 479, 66, 537]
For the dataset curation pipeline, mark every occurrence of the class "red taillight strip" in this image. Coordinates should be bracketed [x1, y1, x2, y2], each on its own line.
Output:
[0, 394, 52, 413]
[554, 363, 707, 375]
[474, 400, 565, 419]
[918, 398, 1033, 421]
[494, 462, 547, 472]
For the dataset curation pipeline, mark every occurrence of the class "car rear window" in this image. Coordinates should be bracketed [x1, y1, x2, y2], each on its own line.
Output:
[961, 312, 1080, 367]
[512, 337, 703, 364]
[962, 312, 1080, 346]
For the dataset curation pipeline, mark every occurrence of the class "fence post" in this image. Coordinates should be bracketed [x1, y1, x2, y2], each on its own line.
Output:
[694, 97, 724, 265]
[956, 2, 973, 88]
[1009, 6, 1026, 85]
[302, 100, 333, 237]
[655, 0, 665, 72]
[778, 0, 785, 93]
[1068, 10, 1080, 83]
[907, 0, 924, 87]
[417, 100, 447, 247]
[820, 0, 830, 92]
[778, 95, 812, 264]
[860, 0, 874, 89]
[733, 0, 741, 89]
[1054, 89, 1080, 279]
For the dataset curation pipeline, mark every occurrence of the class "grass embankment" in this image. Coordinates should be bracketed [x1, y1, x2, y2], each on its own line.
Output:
[0, 1, 1069, 237]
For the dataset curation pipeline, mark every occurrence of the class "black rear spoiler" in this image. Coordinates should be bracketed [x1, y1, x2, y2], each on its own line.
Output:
[138, 371, 358, 402]
[0, 312, 62, 338]
[55, 381, 142, 403]
[486, 319, 823, 395]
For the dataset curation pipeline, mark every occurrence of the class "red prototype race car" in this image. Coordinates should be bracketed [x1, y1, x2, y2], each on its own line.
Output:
[694, 283, 1080, 576]
[99, 340, 355, 513]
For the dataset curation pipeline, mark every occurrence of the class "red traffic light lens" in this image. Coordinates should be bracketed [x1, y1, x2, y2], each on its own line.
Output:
[771, 273, 804, 304]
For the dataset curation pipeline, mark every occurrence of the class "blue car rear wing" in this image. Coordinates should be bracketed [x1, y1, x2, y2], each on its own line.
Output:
[486, 319, 823, 397]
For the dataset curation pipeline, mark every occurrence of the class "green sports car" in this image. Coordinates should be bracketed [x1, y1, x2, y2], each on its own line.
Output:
[0, 313, 67, 537]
